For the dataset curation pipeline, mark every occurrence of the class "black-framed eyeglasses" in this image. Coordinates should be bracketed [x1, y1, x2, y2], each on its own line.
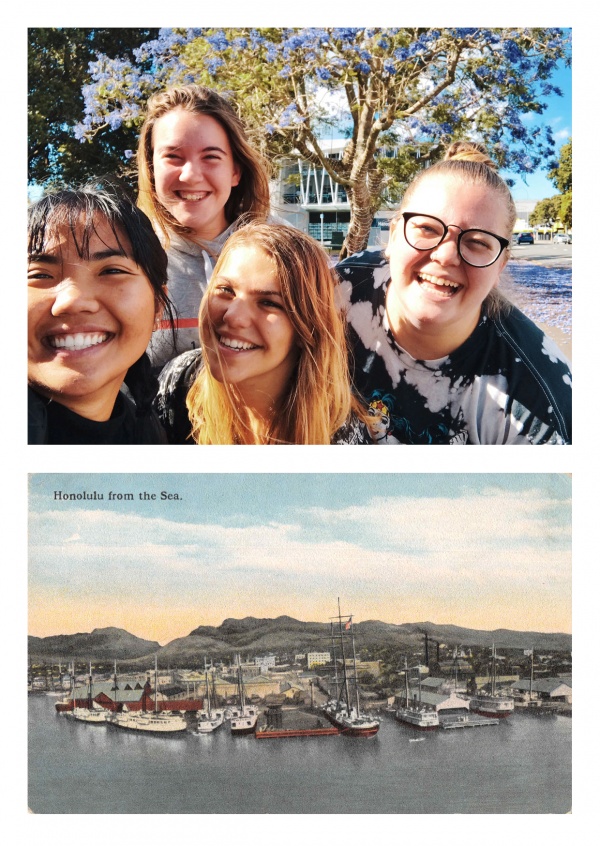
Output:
[402, 212, 509, 268]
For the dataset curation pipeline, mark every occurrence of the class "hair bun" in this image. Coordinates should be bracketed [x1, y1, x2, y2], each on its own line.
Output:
[443, 141, 497, 171]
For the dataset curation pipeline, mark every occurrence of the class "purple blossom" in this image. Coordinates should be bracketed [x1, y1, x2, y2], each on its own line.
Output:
[204, 56, 224, 76]
[124, 149, 134, 159]
[355, 61, 371, 75]
[106, 112, 123, 130]
[316, 67, 332, 81]
[332, 28, 359, 42]
[503, 40, 522, 63]
[284, 34, 308, 51]
[249, 30, 266, 49]
[73, 124, 87, 141]
[206, 31, 229, 52]
[265, 43, 279, 63]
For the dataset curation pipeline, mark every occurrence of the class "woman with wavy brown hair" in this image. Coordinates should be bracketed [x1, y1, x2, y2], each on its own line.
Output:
[155, 222, 369, 444]
[137, 85, 271, 368]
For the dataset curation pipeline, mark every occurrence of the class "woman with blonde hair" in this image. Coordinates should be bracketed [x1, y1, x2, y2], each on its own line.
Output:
[137, 84, 271, 368]
[337, 141, 572, 444]
[155, 222, 369, 444]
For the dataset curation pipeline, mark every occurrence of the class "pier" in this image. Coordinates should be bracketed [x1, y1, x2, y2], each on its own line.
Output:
[439, 715, 499, 730]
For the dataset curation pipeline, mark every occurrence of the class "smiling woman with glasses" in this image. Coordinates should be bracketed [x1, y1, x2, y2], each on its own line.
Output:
[336, 141, 572, 444]
[401, 213, 510, 268]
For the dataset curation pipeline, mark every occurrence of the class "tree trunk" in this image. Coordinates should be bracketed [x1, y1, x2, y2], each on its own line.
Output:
[337, 171, 381, 262]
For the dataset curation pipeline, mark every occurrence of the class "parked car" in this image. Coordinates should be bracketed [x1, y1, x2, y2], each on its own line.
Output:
[517, 232, 534, 245]
[553, 233, 571, 244]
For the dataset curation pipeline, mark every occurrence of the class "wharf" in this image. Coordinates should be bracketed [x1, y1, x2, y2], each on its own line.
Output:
[440, 715, 499, 730]
[256, 725, 339, 739]
[255, 706, 338, 739]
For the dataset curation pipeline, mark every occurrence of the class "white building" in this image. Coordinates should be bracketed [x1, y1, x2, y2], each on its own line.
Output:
[254, 654, 276, 670]
[306, 651, 331, 668]
[271, 139, 396, 248]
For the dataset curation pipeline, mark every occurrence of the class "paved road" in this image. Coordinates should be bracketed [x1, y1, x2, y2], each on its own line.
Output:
[510, 241, 571, 265]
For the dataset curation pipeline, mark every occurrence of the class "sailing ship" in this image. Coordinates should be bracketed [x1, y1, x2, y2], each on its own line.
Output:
[322, 600, 380, 737]
[229, 657, 258, 736]
[71, 662, 109, 724]
[395, 659, 439, 731]
[45, 662, 66, 697]
[470, 644, 514, 719]
[109, 656, 188, 734]
[196, 659, 224, 734]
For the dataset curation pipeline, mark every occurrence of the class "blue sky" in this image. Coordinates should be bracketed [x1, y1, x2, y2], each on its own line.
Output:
[29, 474, 571, 643]
[505, 61, 572, 201]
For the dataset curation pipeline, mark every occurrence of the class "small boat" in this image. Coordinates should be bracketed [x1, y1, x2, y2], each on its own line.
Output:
[321, 600, 380, 738]
[470, 644, 514, 719]
[229, 657, 258, 736]
[196, 659, 224, 734]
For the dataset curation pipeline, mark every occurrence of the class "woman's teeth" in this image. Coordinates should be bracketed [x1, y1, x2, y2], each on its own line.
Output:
[418, 272, 461, 289]
[179, 192, 209, 201]
[48, 332, 109, 351]
[219, 336, 258, 351]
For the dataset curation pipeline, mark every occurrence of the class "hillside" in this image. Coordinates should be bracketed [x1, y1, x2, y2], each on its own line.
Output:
[28, 627, 160, 660]
[28, 616, 571, 665]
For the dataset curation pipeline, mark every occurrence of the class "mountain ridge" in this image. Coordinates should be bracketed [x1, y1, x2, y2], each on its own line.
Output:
[29, 617, 571, 662]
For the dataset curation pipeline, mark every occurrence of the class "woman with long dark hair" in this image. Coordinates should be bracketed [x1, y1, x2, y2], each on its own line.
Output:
[28, 186, 174, 444]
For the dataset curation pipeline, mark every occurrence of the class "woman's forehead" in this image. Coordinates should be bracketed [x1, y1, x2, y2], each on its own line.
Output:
[404, 174, 506, 230]
[38, 214, 131, 257]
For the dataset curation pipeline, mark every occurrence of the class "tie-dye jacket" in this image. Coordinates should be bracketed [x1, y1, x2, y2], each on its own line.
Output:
[336, 250, 572, 445]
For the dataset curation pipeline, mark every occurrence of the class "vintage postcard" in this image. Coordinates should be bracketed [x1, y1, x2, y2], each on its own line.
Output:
[28, 472, 571, 815]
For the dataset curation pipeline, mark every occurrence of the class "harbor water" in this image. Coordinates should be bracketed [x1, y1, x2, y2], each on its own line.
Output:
[28, 696, 571, 814]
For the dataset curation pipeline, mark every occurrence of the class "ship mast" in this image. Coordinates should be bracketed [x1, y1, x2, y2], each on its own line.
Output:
[71, 661, 76, 711]
[204, 657, 212, 718]
[349, 613, 360, 717]
[330, 622, 340, 702]
[113, 660, 118, 713]
[529, 649, 534, 701]
[154, 654, 159, 714]
[237, 656, 246, 711]
[336, 598, 351, 711]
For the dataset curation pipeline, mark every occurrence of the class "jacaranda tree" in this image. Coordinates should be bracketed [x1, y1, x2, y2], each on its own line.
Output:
[74, 27, 571, 258]
[28, 28, 159, 188]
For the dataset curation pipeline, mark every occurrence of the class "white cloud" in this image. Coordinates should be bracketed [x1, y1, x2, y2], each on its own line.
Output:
[29, 489, 570, 606]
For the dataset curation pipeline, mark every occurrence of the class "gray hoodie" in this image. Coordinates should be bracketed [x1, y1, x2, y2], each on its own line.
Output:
[147, 223, 236, 369]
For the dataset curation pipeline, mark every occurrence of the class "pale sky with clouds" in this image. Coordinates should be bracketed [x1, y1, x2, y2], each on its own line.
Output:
[29, 474, 571, 644]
